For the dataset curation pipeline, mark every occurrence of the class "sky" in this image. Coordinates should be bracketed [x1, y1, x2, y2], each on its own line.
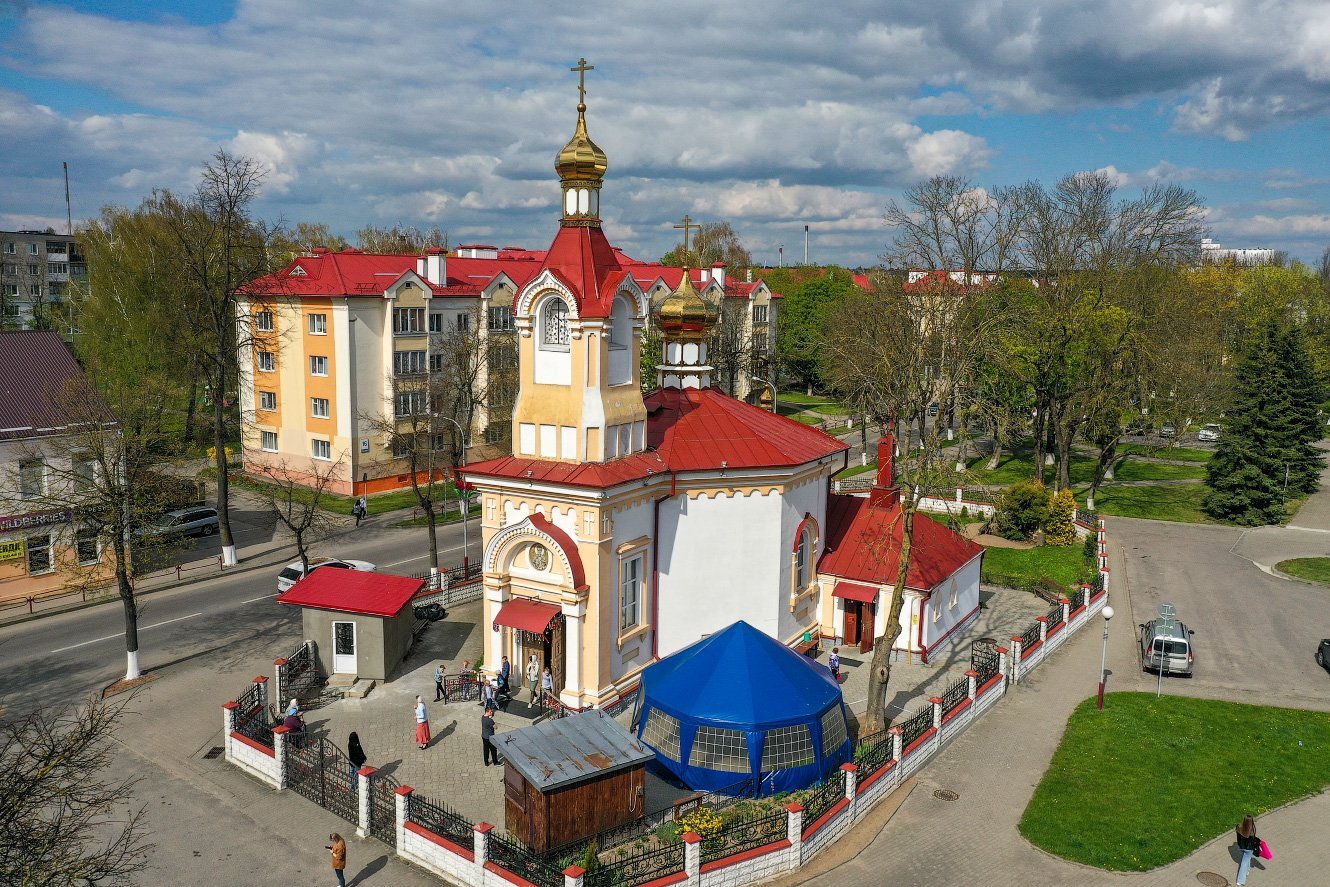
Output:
[3, 0, 1330, 268]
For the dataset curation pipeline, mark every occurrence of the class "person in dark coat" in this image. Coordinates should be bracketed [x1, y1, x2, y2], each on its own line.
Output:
[499, 656, 511, 696]
[347, 731, 367, 780]
[282, 712, 306, 747]
[482, 707, 500, 766]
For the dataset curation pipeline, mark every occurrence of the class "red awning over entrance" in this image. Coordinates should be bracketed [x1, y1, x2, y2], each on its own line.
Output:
[832, 581, 880, 603]
[493, 598, 561, 634]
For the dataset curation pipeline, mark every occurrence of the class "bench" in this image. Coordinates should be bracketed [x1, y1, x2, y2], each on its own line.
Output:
[792, 637, 819, 658]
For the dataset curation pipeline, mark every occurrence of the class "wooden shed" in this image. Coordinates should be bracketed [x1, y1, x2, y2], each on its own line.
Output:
[495, 709, 655, 854]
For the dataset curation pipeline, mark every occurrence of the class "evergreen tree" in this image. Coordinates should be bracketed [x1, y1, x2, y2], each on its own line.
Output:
[1203, 325, 1292, 524]
[1276, 327, 1325, 494]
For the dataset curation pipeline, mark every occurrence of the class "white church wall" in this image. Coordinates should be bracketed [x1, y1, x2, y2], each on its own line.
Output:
[919, 554, 982, 660]
[778, 475, 831, 643]
[657, 489, 781, 656]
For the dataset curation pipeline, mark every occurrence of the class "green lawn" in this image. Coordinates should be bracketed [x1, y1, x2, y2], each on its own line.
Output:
[1110, 459, 1207, 482]
[776, 390, 833, 405]
[980, 544, 1090, 591]
[835, 461, 878, 479]
[966, 453, 1098, 486]
[1276, 557, 1330, 584]
[1118, 444, 1214, 463]
[1021, 694, 1330, 871]
[229, 472, 460, 516]
[1076, 483, 1215, 524]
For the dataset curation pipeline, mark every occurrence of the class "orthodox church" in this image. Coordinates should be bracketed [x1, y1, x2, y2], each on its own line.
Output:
[462, 74, 983, 710]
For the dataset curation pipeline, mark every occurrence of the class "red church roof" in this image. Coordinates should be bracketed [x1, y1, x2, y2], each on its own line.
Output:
[818, 494, 984, 592]
[275, 569, 425, 617]
[464, 387, 846, 489]
[540, 224, 627, 318]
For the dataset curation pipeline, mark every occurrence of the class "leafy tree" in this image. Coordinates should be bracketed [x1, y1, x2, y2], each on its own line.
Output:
[661, 221, 751, 273]
[767, 268, 856, 395]
[1044, 488, 1078, 545]
[269, 221, 351, 264]
[0, 696, 153, 885]
[992, 479, 1051, 541]
[250, 457, 344, 574]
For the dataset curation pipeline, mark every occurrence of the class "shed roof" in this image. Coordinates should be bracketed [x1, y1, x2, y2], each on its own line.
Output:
[492, 709, 654, 792]
[0, 330, 116, 441]
[275, 569, 424, 617]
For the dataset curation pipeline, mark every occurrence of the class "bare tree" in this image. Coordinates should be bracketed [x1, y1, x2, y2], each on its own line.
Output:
[884, 176, 1023, 277]
[355, 224, 448, 254]
[662, 221, 752, 273]
[707, 299, 754, 397]
[249, 458, 344, 574]
[0, 695, 153, 885]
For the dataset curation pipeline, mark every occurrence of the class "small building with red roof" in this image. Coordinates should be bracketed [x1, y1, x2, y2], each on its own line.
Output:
[276, 569, 426, 681]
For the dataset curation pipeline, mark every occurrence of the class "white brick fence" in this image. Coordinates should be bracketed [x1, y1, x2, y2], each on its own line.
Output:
[224, 522, 1113, 887]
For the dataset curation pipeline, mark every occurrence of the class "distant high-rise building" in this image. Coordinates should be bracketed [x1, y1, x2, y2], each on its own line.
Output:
[0, 230, 85, 329]
[1200, 237, 1274, 267]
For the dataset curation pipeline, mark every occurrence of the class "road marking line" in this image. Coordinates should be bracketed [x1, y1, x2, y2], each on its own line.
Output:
[242, 593, 279, 604]
[49, 612, 205, 653]
[381, 555, 428, 568]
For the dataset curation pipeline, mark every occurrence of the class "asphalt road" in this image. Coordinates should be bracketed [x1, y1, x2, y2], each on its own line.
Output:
[0, 519, 476, 716]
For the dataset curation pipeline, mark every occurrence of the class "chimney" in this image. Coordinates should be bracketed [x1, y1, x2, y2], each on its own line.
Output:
[416, 255, 427, 277]
[424, 247, 446, 285]
[869, 433, 900, 508]
[711, 262, 726, 287]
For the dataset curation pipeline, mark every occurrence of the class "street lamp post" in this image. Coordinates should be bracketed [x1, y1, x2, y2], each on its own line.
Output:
[436, 415, 472, 572]
[1097, 605, 1115, 710]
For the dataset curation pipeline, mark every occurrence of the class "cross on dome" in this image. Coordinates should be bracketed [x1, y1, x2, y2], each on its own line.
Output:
[555, 56, 607, 226]
[673, 214, 700, 259]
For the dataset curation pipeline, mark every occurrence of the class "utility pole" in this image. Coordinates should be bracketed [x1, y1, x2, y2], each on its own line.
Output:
[63, 162, 73, 236]
[803, 225, 809, 265]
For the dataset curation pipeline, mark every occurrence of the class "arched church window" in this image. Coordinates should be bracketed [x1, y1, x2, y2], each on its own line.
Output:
[541, 297, 570, 349]
[796, 527, 812, 589]
[608, 295, 631, 350]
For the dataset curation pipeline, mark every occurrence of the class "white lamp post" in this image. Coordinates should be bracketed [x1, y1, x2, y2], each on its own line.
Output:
[1097, 605, 1114, 710]
[435, 415, 472, 571]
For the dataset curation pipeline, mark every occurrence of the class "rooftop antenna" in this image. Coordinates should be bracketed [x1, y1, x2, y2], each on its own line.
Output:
[63, 162, 73, 236]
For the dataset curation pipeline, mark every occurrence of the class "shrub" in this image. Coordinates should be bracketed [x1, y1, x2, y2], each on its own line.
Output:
[577, 839, 602, 873]
[675, 807, 723, 840]
[1044, 488, 1078, 545]
[1082, 531, 1098, 561]
[992, 480, 1051, 541]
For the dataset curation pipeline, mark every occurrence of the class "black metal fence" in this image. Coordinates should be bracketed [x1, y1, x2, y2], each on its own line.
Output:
[485, 831, 565, 887]
[1020, 620, 1042, 652]
[971, 641, 1000, 685]
[1046, 600, 1065, 631]
[853, 729, 895, 788]
[233, 682, 272, 748]
[369, 771, 400, 847]
[700, 809, 788, 864]
[1067, 587, 1086, 611]
[939, 677, 969, 718]
[284, 736, 360, 826]
[441, 672, 483, 702]
[410, 562, 485, 605]
[282, 641, 325, 709]
[585, 842, 687, 887]
[1091, 570, 1105, 596]
[1074, 506, 1099, 527]
[800, 769, 844, 826]
[897, 705, 934, 750]
[409, 792, 476, 851]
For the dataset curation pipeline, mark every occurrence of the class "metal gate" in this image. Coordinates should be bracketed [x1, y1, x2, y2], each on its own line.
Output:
[284, 737, 360, 826]
[283, 642, 326, 709]
[369, 772, 400, 847]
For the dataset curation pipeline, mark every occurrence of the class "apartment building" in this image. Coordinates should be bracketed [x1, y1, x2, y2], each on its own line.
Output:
[0, 230, 86, 329]
[238, 246, 779, 495]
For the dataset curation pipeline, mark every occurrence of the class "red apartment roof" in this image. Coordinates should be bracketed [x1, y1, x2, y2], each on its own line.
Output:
[818, 495, 984, 592]
[0, 330, 116, 441]
[275, 569, 425, 617]
[464, 387, 846, 489]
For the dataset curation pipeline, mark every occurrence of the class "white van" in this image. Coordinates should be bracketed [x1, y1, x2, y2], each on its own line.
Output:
[1139, 619, 1195, 675]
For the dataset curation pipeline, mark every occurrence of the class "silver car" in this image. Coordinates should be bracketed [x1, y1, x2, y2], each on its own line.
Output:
[1139, 619, 1195, 675]
[1198, 423, 1221, 442]
[143, 506, 219, 539]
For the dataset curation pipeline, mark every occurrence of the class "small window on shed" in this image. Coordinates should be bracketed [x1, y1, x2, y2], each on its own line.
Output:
[689, 726, 750, 773]
[641, 708, 682, 760]
[760, 724, 814, 771]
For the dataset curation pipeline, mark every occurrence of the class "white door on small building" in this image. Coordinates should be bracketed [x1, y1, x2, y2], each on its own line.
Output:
[332, 621, 357, 675]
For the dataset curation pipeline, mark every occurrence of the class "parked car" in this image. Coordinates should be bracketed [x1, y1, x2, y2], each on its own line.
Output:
[1317, 639, 1330, 673]
[277, 557, 376, 592]
[1159, 423, 1176, 438]
[1198, 423, 1222, 442]
[1139, 618, 1195, 676]
[140, 506, 219, 540]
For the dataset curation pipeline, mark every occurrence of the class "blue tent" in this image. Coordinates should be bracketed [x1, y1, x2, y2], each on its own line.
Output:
[633, 621, 850, 795]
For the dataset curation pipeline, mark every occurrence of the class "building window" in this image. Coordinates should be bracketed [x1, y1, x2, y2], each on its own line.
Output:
[46, 241, 67, 253]
[28, 243, 38, 255]
[312, 439, 331, 461]
[29, 284, 41, 297]
[795, 526, 812, 589]
[428, 312, 444, 333]
[455, 313, 470, 332]
[76, 528, 101, 566]
[258, 351, 275, 372]
[753, 304, 768, 323]
[73, 455, 97, 491]
[619, 553, 643, 632]
[689, 726, 750, 773]
[641, 709, 682, 760]
[932, 602, 941, 624]
[2, 284, 17, 297]
[311, 397, 330, 418]
[18, 459, 45, 499]
[259, 391, 277, 411]
[309, 355, 328, 376]
[760, 724, 815, 771]
[395, 390, 427, 417]
[429, 353, 444, 373]
[254, 311, 273, 332]
[540, 298, 570, 349]
[2, 264, 14, 275]
[27, 534, 52, 574]
[392, 434, 411, 458]
[488, 306, 513, 331]
[2, 243, 13, 254]
[393, 350, 426, 376]
[308, 313, 327, 335]
[820, 705, 848, 754]
[393, 307, 425, 334]
[47, 263, 68, 275]
[261, 431, 278, 452]
[949, 579, 958, 609]
[484, 423, 508, 445]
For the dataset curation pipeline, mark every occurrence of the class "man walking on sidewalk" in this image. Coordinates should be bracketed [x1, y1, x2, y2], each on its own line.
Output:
[482, 707, 500, 766]
[353, 496, 368, 526]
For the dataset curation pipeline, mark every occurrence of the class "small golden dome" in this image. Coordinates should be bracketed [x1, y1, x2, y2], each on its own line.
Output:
[658, 270, 717, 338]
[556, 107, 608, 182]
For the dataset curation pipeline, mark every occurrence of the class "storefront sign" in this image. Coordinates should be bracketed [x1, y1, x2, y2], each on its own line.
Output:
[0, 509, 72, 532]
[0, 540, 24, 562]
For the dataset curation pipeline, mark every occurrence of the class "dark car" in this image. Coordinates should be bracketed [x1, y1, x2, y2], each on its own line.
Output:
[141, 506, 219, 539]
[1318, 639, 1330, 673]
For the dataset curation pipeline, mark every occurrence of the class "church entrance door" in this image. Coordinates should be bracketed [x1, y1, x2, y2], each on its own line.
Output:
[859, 603, 875, 654]
[843, 602, 860, 648]
[549, 616, 566, 697]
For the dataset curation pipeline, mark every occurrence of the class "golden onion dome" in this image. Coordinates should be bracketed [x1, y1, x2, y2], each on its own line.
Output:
[555, 105, 608, 182]
[657, 270, 717, 338]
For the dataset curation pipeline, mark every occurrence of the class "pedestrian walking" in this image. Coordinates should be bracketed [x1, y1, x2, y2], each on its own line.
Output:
[354, 496, 368, 526]
[326, 833, 347, 887]
[435, 661, 447, 701]
[540, 666, 554, 707]
[526, 654, 539, 700]
[481, 674, 497, 709]
[347, 731, 367, 781]
[414, 695, 430, 749]
[499, 655, 511, 695]
[1236, 814, 1261, 885]
[828, 647, 840, 683]
[482, 707, 500, 766]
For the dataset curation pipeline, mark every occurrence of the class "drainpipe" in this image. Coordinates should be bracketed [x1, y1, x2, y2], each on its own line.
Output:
[650, 472, 677, 660]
